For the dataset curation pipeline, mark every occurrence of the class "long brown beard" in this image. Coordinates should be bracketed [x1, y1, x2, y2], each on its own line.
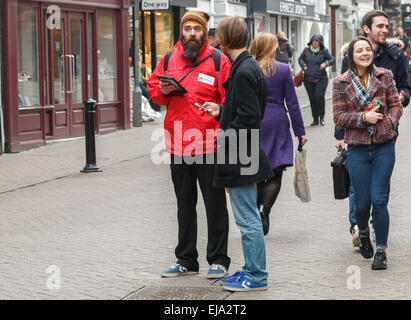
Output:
[180, 33, 206, 59]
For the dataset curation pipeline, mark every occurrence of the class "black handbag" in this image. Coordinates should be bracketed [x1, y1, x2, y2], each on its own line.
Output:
[331, 147, 350, 199]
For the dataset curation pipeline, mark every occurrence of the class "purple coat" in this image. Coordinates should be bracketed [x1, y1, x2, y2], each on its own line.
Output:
[260, 62, 306, 170]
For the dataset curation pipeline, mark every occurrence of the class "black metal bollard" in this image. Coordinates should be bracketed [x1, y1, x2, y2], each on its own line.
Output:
[81, 99, 102, 173]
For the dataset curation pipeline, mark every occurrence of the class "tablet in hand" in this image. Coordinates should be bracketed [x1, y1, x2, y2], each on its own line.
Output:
[157, 75, 187, 95]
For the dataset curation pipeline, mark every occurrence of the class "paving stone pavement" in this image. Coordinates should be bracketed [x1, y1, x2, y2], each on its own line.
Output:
[1, 84, 411, 300]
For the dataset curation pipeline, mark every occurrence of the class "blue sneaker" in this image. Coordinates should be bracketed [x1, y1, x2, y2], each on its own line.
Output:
[213, 271, 244, 285]
[161, 264, 199, 278]
[206, 264, 229, 279]
[223, 276, 267, 292]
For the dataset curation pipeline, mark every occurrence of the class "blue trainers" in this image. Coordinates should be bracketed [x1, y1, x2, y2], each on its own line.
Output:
[206, 264, 229, 279]
[161, 264, 199, 278]
[214, 270, 244, 285]
[222, 276, 267, 292]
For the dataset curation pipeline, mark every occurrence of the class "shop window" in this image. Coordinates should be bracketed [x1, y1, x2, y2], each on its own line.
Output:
[88, 13, 94, 100]
[97, 11, 117, 101]
[18, 6, 40, 107]
[141, 11, 152, 77]
[255, 15, 266, 34]
[282, 17, 289, 38]
[270, 16, 277, 35]
[155, 11, 174, 63]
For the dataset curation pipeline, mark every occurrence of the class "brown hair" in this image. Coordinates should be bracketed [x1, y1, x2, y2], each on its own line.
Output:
[348, 36, 374, 73]
[277, 31, 287, 40]
[361, 10, 388, 32]
[249, 32, 278, 77]
[216, 16, 248, 50]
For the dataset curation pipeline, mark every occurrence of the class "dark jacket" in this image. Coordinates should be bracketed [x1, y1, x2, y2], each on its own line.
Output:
[213, 51, 273, 188]
[399, 35, 410, 56]
[335, 40, 411, 140]
[298, 34, 335, 81]
[276, 38, 294, 63]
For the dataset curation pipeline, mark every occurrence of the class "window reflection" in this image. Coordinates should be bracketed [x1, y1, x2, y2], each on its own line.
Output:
[155, 11, 174, 63]
[18, 6, 40, 107]
[97, 12, 117, 101]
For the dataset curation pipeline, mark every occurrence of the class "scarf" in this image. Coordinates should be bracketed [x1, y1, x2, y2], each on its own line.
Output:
[310, 45, 320, 54]
[350, 69, 374, 135]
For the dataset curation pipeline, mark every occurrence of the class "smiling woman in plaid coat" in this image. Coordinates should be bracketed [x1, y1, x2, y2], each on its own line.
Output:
[333, 37, 403, 271]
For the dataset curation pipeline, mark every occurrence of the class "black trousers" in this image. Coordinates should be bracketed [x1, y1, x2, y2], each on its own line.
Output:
[170, 154, 230, 271]
[303, 78, 328, 121]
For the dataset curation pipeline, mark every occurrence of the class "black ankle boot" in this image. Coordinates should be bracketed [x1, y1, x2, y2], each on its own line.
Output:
[359, 228, 374, 259]
[259, 205, 270, 236]
[320, 116, 325, 126]
[310, 118, 319, 126]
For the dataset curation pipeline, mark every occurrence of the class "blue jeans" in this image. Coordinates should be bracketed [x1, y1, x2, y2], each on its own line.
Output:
[347, 139, 396, 249]
[228, 183, 268, 284]
[348, 184, 357, 227]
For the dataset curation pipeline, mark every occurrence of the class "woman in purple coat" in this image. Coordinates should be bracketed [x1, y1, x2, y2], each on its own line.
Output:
[250, 33, 308, 235]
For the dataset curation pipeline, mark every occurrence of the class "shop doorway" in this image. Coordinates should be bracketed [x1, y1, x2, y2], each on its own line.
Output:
[44, 11, 88, 139]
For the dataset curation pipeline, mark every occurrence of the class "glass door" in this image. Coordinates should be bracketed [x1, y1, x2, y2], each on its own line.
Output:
[45, 11, 87, 139]
[68, 12, 87, 137]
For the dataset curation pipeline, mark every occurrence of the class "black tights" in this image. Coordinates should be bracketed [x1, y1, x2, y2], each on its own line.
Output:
[257, 169, 284, 215]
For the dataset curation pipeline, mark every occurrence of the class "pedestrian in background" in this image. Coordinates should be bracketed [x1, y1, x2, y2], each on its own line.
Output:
[333, 36, 403, 270]
[208, 28, 221, 50]
[336, 10, 410, 248]
[396, 26, 410, 60]
[203, 15, 273, 291]
[299, 34, 335, 126]
[249, 32, 307, 235]
[275, 31, 294, 64]
[147, 10, 232, 279]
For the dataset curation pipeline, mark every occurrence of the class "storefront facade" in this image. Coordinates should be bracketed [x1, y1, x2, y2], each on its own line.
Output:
[138, 0, 195, 76]
[2, 0, 131, 153]
[213, 0, 247, 27]
[252, 0, 317, 72]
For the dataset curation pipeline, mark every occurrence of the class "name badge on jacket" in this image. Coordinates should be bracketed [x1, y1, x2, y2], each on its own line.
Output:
[198, 73, 215, 86]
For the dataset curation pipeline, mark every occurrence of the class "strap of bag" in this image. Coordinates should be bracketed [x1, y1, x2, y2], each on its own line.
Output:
[163, 50, 174, 75]
[178, 53, 214, 83]
[163, 48, 221, 79]
[212, 48, 221, 80]
[302, 47, 308, 72]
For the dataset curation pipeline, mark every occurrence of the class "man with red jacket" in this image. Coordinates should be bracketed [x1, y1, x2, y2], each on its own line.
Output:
[147, 11, 232, 279]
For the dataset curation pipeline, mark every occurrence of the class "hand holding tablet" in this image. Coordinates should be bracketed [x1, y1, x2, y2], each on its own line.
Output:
[157, 75, 187, 95]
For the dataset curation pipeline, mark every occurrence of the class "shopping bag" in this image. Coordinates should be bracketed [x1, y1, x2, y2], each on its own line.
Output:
[294, 139, 311, 202]
[331, 147, 350, 199]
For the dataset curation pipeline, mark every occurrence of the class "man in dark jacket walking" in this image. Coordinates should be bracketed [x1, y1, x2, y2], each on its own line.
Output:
[203, 15, 273, 292]
[335, 10, 411, 247]
[299, 34, 335, 126]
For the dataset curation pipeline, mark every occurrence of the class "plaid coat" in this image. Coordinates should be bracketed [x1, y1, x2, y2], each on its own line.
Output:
[333, 66, 403, 145]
